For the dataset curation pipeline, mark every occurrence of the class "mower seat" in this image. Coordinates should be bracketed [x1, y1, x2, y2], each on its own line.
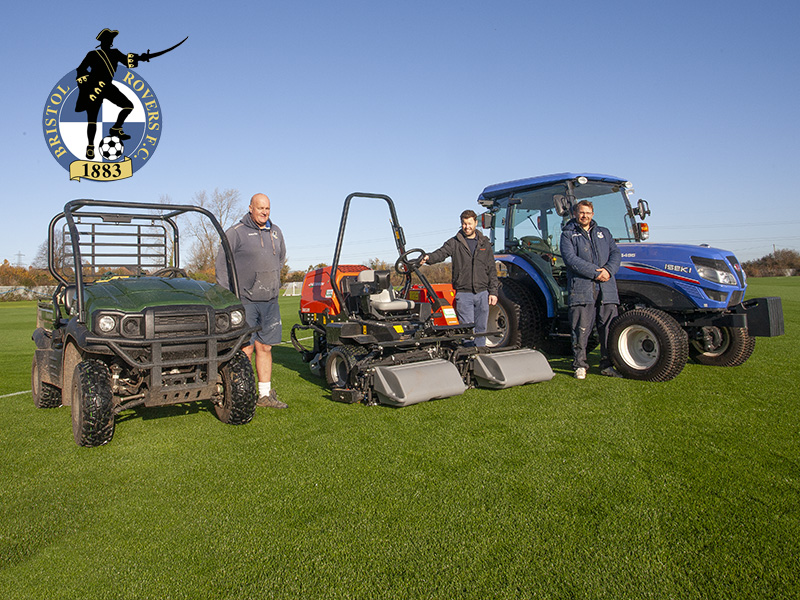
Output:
[357, 270, 415, 314]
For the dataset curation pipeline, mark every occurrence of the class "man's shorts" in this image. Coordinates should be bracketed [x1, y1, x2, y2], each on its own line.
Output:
[242, 298, 282, 346]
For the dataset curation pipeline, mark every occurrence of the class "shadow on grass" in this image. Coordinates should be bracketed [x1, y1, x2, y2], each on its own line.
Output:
[116, 400, 212, 424]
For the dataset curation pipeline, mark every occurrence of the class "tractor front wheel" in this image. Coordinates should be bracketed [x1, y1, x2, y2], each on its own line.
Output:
[690, 326, 755, 367]
[609, 308, 688, 382]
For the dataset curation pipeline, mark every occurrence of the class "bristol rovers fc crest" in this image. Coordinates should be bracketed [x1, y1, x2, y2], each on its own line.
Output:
[42, 28, 186, 182]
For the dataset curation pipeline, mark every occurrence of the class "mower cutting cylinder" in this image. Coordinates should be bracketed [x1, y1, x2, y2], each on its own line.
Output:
[471, 348, 554, 389]
[371, 360, 467, 407]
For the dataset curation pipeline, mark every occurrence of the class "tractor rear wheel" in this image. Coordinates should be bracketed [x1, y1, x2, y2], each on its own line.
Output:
[690, 326, 755, 367]
[71, 359, 115, 447]
[215, 350, 257, 425]
[487, 279, 540, 349]
[609, 308, 688, 382]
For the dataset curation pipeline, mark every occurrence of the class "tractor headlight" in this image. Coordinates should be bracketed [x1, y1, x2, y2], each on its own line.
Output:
[230, 309, 244, 327]
[97, 314, 117, 333]
[692, 257, 737, 286]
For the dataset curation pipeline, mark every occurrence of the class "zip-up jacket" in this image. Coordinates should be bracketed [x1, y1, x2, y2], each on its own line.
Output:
[560, 218, 621, 306]
[427, 229, 498, 295]
[215, 213, 286, 302]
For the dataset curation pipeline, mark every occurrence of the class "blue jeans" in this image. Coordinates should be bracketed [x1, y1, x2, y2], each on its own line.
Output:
[455, 290, 490, 347]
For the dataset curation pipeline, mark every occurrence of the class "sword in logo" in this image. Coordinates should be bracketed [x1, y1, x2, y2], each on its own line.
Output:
[127, 36, 189, 68]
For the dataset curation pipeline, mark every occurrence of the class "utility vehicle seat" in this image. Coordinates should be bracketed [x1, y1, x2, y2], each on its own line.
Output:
[357, 270, 415, 313]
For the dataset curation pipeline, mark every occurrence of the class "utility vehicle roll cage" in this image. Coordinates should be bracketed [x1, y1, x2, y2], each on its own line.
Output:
[48, 199, 242, 323]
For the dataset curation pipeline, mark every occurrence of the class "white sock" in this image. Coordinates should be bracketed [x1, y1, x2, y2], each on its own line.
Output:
[258, 381, 271, 397]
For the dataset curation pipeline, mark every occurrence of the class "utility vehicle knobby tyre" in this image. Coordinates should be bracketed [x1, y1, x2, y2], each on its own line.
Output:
[690, 326, 756, 367]
[32, 356, 61, 408]
[325, 345, 364, 388]
[215, 350, 257, 425]
[609, 308, 688, 382]
[71, 359, 115, 447]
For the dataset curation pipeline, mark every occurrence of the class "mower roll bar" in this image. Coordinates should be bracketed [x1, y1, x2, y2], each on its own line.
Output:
[329, 192, 445, 320]
[329, 193, 406, 318]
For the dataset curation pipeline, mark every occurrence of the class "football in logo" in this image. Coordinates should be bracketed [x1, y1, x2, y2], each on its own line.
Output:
[99, 136, 125, 160]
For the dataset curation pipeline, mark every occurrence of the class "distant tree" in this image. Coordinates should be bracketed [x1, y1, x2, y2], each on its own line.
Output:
[186, 188, 243, 276]
[742, 249, 800, 277]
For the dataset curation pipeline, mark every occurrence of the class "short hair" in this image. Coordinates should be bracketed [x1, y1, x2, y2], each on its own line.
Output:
[574, 200, 594, 212]
[460, 209, 478, 221]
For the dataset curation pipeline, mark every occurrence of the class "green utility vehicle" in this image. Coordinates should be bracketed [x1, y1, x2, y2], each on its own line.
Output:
[32, 199, 257, 446]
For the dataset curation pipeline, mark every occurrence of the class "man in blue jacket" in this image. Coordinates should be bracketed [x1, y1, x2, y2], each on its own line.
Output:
[216, 193, 287, 407]
[560, 200, 623, 379]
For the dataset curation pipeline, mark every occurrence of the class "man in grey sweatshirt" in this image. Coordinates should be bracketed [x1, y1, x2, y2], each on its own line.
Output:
[216, 193, 287, 407]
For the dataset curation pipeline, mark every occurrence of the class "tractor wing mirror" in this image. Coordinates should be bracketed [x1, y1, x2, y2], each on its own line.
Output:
[553, 194, 573, 217]
[636, 199, 651, 219]
[480, 212, 494, 229]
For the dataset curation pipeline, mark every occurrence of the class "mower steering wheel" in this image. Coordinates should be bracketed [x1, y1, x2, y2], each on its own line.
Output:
[395, 248, 426, 275]
[152, 267, 189, 279]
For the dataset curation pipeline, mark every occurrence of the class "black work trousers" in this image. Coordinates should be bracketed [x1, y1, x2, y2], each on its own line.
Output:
[569, 295, 618, 371]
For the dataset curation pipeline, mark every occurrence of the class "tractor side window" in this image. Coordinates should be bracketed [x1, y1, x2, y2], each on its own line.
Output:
[493, 206, 507, 253]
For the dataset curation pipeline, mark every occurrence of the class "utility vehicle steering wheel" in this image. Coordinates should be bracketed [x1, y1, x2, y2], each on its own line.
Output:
[395, 248, 426, 275]
[152, 267, 189, 278]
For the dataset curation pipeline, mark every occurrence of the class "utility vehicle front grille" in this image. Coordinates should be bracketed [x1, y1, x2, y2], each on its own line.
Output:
[152, 312, 209, 339]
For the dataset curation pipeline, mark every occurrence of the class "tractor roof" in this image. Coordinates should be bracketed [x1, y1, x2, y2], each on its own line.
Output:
[478, 173, 628, 205]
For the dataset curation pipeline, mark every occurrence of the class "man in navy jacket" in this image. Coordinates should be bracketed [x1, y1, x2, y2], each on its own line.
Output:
[560, 200, 623, 379]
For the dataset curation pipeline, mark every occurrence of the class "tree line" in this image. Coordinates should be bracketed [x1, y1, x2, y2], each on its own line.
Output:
[8, 188, 794, 290]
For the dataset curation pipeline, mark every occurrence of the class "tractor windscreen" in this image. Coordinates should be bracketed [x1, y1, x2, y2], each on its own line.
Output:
[506, 182, 636, 256]
[571, 181, 637, 243]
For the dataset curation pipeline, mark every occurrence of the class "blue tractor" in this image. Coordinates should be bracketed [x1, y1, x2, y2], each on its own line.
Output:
[477, 173, 784, 381]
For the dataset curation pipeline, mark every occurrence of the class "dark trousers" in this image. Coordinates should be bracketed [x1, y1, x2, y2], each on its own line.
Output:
[569, 297, 618, 370]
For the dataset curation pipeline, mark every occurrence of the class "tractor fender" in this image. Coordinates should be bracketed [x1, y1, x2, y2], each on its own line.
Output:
[495, 254, 556, 317]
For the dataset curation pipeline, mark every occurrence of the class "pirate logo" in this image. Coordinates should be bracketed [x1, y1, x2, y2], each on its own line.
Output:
[42, 29, 187, 181]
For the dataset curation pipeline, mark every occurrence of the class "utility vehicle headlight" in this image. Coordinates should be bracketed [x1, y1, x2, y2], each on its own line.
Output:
[692, 257, 737, 286]
[97, 315, 117, 333]
[230, 309, 244, 327]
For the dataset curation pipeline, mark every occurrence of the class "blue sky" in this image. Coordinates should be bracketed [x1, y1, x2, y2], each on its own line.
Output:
[2, 0, 799, 271]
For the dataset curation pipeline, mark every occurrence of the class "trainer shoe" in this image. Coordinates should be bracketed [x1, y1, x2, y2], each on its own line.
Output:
[574, 367, 586, 380]
[600, 366, 623, 378]
[256, 389, 287, 409]
[86, 145, 95, 159]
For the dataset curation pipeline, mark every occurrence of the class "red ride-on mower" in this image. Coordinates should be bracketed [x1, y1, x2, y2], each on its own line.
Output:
[290, 192, 553, 406]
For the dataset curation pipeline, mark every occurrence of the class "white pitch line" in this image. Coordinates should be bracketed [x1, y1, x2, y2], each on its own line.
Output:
[0, 390, 31, 399]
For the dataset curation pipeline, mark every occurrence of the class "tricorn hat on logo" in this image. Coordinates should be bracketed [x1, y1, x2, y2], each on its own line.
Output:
[95, 28, 119, 43]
